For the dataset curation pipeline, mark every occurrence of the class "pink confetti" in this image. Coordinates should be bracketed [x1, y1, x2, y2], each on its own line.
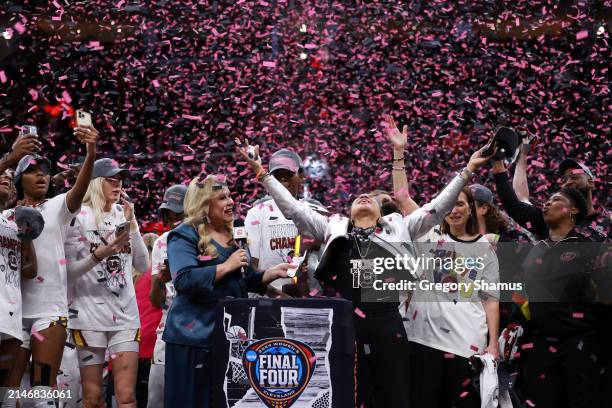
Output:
[459, 391, 469, 398]
[198, 255, 212, 261]
[469, 345, 479, 352]
[522, 343, 534, 350]
[572, 312, 584, 319]
[526, 400, 536, 407]
[0, 71, 6, 84]
[262, 61, 276, 68]
[354, 307, 366, 318]
[548, 346, 557, 353]
[58, 258, 69, 266]
[575, 30, 589, 40]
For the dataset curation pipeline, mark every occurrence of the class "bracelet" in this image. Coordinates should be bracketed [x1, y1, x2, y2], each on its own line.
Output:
[393, 157, 404, 162]
[256, 168, 269, 182]
[392, 166, 406, 171]
[91, 252, 103, 263]
[460, 167, 473, 180]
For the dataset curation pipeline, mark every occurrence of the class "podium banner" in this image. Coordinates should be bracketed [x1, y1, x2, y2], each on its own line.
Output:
[212, 298, 354, 408]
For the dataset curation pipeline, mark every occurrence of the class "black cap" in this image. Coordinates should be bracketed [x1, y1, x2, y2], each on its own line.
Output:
[559, 158, 594, 180]
[92, 158, 130, 179]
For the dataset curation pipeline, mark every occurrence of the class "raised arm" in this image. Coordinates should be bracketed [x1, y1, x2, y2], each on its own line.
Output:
[0, 135, 42, 175]
[236, 139, 328, 243]
[512, 133, 533, 203]
[66, 125, 98, 213]
[382, 114, 419, 215]
[491, 160, 547, 237]
[404, 146, 493, 239]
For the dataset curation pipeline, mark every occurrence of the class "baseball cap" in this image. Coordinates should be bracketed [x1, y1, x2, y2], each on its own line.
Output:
[14, 154, 51, 186]
[159, 184, 188, 214]
[558, 158, 594, 180]
[469, 184, 493, 204]
[269, 149, 303, 174]
[92, 158, 130, 179]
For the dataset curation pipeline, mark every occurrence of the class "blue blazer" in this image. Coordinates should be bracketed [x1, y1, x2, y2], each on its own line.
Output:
[162, 223, 265, 347]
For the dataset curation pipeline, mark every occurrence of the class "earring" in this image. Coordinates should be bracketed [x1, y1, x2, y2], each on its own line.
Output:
[204, 215, 210, 224]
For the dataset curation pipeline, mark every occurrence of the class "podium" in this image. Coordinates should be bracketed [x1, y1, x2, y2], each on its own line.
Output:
[212, 298, 354, 408]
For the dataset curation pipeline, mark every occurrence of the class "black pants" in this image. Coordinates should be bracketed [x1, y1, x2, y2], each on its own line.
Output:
[409, 342, 480, 408]
[520, 334, 604, 408]
[354, 310, 410, 408]
[164, 343, 211, 408]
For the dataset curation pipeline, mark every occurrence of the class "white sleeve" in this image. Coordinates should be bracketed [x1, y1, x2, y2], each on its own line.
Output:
[54, 193, 80, 226]
[130, 222, 150, 273]
[150, 235, 166, 276]
[244, 208, 262, 260]
[261, 176, 328, 243]
[404, 174, 467, 240]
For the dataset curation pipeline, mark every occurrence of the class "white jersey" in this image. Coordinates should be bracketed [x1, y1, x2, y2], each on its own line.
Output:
[65, 204, 141, 331]
[404, 228, 499, 358]
[4, 194, 78, 319]
[0, 214, 22, 340]
[151, 231, 175, 365]
[244, 197, 327, 291]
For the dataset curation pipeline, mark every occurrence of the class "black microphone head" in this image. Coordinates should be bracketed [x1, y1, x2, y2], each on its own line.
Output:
[233, 219, 245, 228]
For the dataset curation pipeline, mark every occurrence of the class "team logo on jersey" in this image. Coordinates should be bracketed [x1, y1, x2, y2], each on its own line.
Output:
[242, 338, 316, 408]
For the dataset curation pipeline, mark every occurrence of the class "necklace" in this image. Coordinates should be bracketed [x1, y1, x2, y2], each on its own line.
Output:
[352, 233, 373, 259]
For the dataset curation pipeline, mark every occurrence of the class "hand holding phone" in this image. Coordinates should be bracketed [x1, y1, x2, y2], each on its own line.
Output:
[115, 221, 130, 236]
[76, 110, 92, 127]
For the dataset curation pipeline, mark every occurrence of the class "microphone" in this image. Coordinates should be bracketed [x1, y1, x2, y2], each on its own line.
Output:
[233, 219, 248, 279]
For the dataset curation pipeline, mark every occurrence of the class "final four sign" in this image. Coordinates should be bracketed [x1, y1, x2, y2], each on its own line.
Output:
[242, 338, 317, 408]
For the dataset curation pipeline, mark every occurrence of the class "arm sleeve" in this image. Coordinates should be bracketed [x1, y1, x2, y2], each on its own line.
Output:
[130, 227, 150, 273]
[261, 176, 328, 242]
[244, 264, 266, 295]
[404, 174, 467, 239]
[493, 172, 547, 237]
[167, 232, 217, 297]
[64, 221, 98, 279]
[244, 209, 262, 260]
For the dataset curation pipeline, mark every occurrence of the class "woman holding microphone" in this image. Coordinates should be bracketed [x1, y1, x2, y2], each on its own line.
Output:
[163, 174, 293, 408]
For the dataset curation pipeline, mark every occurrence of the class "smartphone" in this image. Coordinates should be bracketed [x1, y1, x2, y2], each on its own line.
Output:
[19, 125, 38, 138]
[76, 110, 92, 127]
[115, 221, 130, 236]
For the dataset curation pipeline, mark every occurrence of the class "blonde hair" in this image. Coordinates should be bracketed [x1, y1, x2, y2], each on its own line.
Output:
[83, 178, 121, 229]
[183, 175, 232, 258]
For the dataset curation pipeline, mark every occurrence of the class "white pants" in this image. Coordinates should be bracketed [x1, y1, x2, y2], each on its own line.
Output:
[147, 363, 165, 408]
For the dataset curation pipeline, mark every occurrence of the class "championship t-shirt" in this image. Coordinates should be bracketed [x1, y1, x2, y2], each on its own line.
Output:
[405, 228, 500, 358]
[0, 214, 22, 340]
[4, 193, 78, 319]
[65, 204, 141, 331]
[151, 231, 175, 364]
[245, 197, 327, 291]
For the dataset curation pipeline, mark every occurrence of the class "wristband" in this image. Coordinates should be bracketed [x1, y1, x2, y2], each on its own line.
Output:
[91, 252, 103, 263]
[392, 157, 404, 162]
[392, 166, 406, 171]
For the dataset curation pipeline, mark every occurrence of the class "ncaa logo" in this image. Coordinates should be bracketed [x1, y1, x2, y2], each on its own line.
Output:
[242, 338, 316, 408]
